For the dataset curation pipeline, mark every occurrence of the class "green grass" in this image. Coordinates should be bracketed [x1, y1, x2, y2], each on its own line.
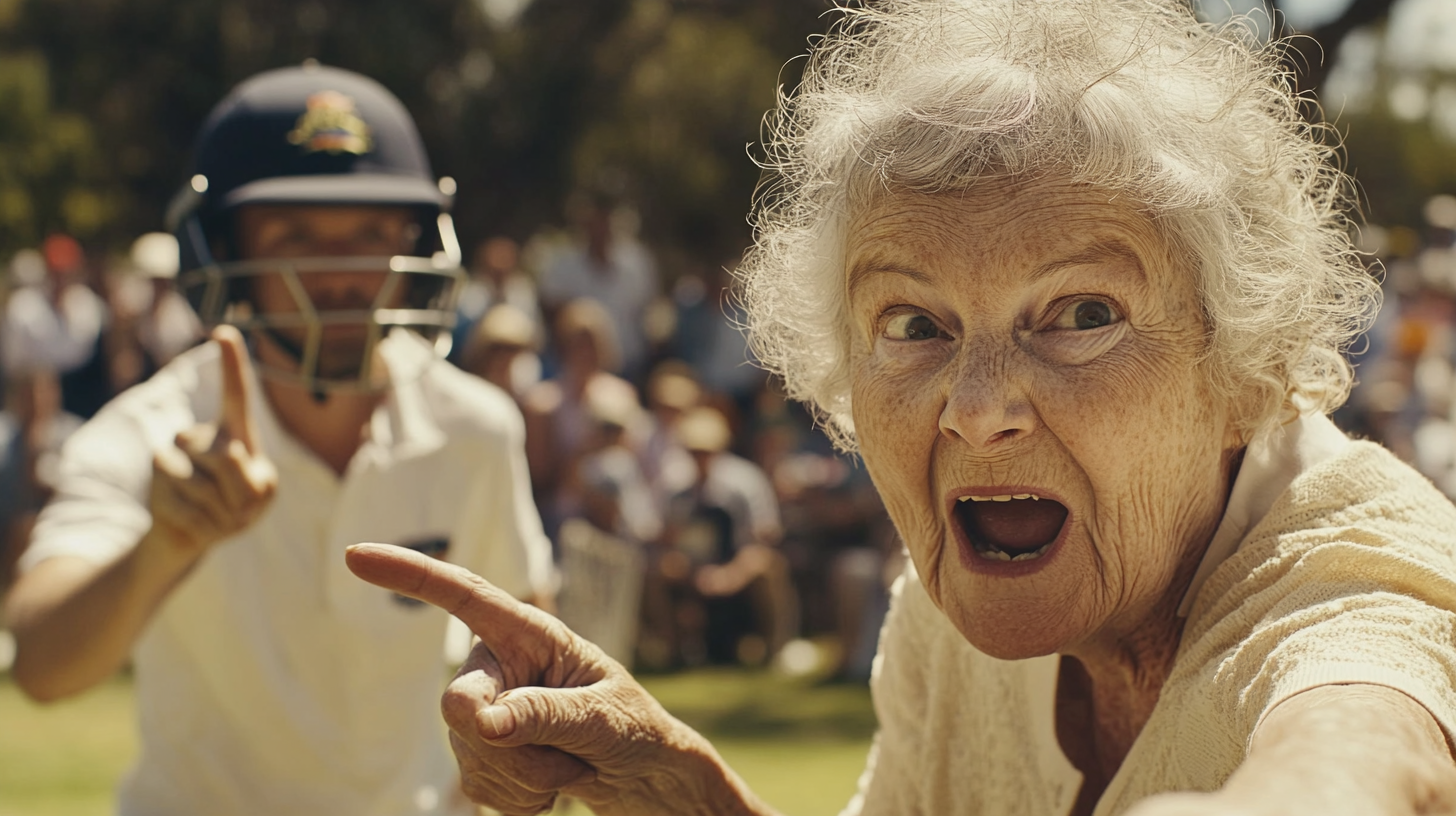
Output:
[0, 668, 873, 816]
[636, 668, 875, 816]
[0, 676, 137, 816]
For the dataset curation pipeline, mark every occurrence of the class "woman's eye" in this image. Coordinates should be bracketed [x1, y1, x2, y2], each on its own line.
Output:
[884, 313, 941, 341]
[1053, 299, 1122, 330]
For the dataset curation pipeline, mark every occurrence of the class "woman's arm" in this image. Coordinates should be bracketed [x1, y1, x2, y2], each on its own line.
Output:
[1128, 683, 1456, 815]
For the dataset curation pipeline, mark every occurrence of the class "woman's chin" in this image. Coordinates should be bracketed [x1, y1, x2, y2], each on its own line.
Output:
[955, 618, 1070, 661]
[938, 576, 1094, 661]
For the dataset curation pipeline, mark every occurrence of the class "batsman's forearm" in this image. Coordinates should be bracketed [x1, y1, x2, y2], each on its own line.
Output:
[6, 529, 198, 702]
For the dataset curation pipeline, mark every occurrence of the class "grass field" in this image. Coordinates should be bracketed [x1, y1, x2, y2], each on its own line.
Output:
[0, 667, 874, 816]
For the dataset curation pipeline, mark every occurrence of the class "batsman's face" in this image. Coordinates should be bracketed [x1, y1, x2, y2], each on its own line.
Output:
[235, 204, 419, 380]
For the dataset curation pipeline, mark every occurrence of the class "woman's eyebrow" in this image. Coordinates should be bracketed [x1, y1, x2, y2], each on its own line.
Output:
[1029, 239, 1145, 282]
[846, 260, 934, 296]
[848, 239, 1144, 295]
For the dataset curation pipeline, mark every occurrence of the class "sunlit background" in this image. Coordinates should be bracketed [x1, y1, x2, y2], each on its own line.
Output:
[0, 0, 1449, 259]
[0, 1, 1454, 814]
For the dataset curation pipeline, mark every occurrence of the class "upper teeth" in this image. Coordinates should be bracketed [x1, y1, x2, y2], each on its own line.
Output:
[959, 494, 1038, 502]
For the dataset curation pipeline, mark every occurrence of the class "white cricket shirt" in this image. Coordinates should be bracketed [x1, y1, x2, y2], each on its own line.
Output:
[21, 332, 555, 816]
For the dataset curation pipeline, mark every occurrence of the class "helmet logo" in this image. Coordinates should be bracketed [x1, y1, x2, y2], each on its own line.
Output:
[287, 90, 373, 155]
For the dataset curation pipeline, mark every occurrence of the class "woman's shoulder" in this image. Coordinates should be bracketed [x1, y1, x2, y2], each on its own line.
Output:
[1290, 436, 1454, 511]
[1276, 437, 1456, 559]
[1147, 438, 1456, 803]
[1183, 432, 1456, 651]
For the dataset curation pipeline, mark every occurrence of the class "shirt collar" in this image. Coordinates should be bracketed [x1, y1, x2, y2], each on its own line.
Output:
[1176, 411, 1352, 617]
[368, 331, 447, 459]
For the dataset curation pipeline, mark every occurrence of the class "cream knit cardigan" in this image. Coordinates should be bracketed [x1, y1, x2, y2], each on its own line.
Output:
[843, 415, 1456, 816]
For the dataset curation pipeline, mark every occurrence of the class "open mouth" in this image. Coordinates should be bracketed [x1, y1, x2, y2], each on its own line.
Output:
[954, 493, 1069, 563]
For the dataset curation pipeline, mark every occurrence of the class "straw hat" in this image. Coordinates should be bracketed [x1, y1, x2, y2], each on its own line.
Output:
[676, 406, 731, 453]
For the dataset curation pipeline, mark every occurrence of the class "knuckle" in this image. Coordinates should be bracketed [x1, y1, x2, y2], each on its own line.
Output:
[153, 449, 191, 481]
[249, 460, 279, 493]
[458, 767, 554, 815]
[222, 439, 250, 471]
[176, 425, 217, 454]
[441, 686, 483, 731]
[457, 774, 493, 805]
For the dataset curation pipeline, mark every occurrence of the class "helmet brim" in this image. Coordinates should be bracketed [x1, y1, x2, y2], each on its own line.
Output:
[222, 173, 448, 211]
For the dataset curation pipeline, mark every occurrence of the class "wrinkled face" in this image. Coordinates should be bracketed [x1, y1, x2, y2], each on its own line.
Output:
[846, 177, 1242, 660]
[235, 204, 418, 381]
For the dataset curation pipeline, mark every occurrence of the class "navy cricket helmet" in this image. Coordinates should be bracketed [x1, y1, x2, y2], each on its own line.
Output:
[167, 62, 465, 392]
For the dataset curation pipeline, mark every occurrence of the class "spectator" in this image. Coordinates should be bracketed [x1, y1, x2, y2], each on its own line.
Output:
[449, 236, 542, 364]
[538, 195, 658, 380]
[458, 303, 542, 400]
[2, 234, 110, 418]
[670, 259, 764, 413]
[638, 360, 702, 514]
[645, 406, 796, 667]
[0, 370, 82, 592]
[522, 298, 636, 537]
[575, 377, 661, 547]
[108, 232, 205, 390]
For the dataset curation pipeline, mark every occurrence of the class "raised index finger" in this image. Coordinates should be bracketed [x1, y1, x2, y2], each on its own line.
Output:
[213, 325, 259, 454]
[345, 543, 568, 662]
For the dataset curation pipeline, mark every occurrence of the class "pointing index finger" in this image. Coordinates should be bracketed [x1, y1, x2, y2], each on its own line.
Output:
[213, 325, 259, 453]
[344, 543, 568, 665]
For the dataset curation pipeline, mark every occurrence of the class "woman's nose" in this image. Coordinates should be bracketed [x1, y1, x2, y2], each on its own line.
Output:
[938, 348, 1039, 447]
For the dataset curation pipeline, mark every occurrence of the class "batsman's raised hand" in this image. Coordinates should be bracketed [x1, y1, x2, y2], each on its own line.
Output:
[148, 326, 278, 559]
[345, 543, 776, 816]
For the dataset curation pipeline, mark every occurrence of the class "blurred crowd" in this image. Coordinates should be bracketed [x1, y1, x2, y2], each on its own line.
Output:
[0, 231, 203, 598]
[0, 192, 902, 683]
[1337, 195, 1456, 503]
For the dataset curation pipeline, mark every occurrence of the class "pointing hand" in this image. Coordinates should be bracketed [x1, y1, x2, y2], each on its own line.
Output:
[345, 543, 770, 816]
[148, 325, 278, 558]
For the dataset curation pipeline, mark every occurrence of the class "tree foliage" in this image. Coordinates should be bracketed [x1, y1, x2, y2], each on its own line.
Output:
[0, 0, 1445, 274]
[0, 0, 833, 270]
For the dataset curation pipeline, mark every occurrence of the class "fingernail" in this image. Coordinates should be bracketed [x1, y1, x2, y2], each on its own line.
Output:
[479, 705, 514, 739]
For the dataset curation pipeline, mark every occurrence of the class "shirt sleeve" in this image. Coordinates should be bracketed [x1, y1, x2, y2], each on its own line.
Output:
[1219, 542, 1456, 749]
[19, 403, 157, 573]
[730, 457, 782, 547]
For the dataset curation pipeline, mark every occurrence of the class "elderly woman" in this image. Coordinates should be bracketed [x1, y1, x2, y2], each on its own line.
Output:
[346, 0, 1456, 814]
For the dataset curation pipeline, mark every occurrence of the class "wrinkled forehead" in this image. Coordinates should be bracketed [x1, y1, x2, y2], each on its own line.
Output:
[843, 174, 1186, 288]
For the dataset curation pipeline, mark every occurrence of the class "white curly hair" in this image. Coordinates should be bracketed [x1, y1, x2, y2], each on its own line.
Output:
[737, 0, 1379, 451]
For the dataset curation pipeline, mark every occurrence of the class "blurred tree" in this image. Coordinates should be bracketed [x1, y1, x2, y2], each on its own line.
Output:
[567, 5, 791, 265]
[1199, 0, 1454, 231]
[1315, 5, 1456, 231]
[0, 50, 111, 252]
[0, 0, 833, 277]
[2, 0, 495, 258]
[470, 0, 830, 266]
[1270, 0, 1397, 97]
[15, 0, 1435, 279]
